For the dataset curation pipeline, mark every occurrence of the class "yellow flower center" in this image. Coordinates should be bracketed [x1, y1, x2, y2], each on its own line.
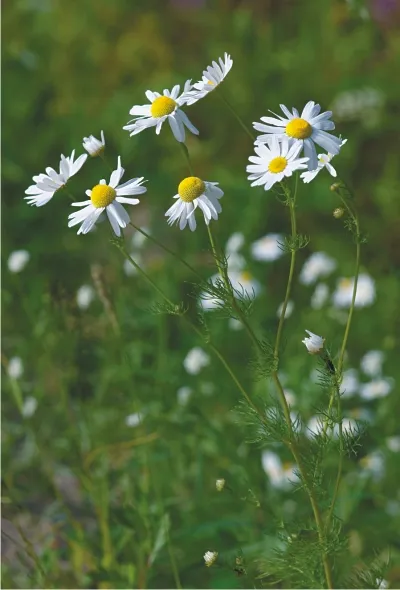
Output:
[178, 177, 205, 203]
[207, 79, 215, 86]
[90, 184, 116, 208]
[240, 271, 252, 282]
[286, 117, 312, 139]
[150, 96, 177, 118]
[340, 278, 352, 289]
[268, 156, 288, 174]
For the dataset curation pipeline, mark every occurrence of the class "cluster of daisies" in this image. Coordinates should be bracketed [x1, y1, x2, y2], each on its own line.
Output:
[25, 52, 347, 236]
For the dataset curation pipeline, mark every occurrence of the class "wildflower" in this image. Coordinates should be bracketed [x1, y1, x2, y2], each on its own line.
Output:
[302, 330, 325, 354]
[123, 82, 198, 143]
[7, 250, 30, 273]
[277, 300, 294, 319]
[76, 285, 95, 310]
[360, 378, 393, 400]
[332, 273, 376, 308]
[360, 450, 385, 480]
[204, 551, 218, 567]
[253, 101, 341, 171]
[311, 283, 329, 309]
[68, 156, 146, 236]
[386, 436, 400, 452]
[261, 451, 298, 489]
[7, 356, 24, 379]
[251, 233, 284, 262]
[247, 137, 308, 190]
[376, 578, 389, 590]
[82, 130, 105, 157]
[177, 386, 192, 406]
[25, 150, 87, 207]
[216, 479, 225, 492]
[183, 347, 210, 375]
[340, 368, 360, 398]
[200, 270, 260, 311]
[125, 412, 143, 427]
[300, 139, 347, 183]
[331, 88, 384, 122]
[360, 350, 384, 377]
[184, 52, 233, 105]
[229, 318, 243, 330]
[299, 252, 336, 285]
[165, 177, 223, 231]
[21, 396, 38, 418]
[226, 232, 245, 255]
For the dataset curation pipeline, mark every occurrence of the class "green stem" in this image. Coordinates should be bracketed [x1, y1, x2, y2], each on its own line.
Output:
[167, 531, 182, 590]
[217, 91, 256, 141]
[179, 142, 194, 175]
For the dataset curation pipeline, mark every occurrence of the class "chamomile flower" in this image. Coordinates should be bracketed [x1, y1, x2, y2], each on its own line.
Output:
[247, 137, 308, 191]
[332, 273, 376, 308]
[82, 131, 105, 157]
[301, 139, 348, 183]
[25, 150, 87, 207]
[302, 330, 325, 354]
[253, 101, 342, 170]
[184, 52, 233, 105]
[204, 551, 218, 567]
[123, 82, 199, 143]
[261, 451, 298, 489]
[251, 233, 284, 262]
[299, 252, 337, 285]
[165, 176, 223, 231]
[68, 156, 146, 236]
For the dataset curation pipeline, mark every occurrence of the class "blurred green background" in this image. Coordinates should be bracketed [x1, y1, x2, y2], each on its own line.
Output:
[2, 0, 400, 588]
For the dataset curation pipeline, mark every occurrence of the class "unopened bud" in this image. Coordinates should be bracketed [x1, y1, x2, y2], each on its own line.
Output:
[330, 182, 341, 193]
[216, 478, 225, 492]
[333, 207, 344, 219]
[302, 330, 325, 354]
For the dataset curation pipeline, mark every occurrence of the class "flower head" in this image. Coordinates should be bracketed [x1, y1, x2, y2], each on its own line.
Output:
[360, 350, 384, 377]
[123, 82, 199, 143]
[251, 233, 284, 262]
[76, 285, 95, 309]
[301, 139, 347, 183]
[8, 250, 30, 273]
[360, 378, 393, 400]
[183, 347, 210, 375]
[7, 356, 24, 379]
[332, 273, 375, 308]
[83, 131, 105, 157]
[165, 177, 223, 231]
[25, 150, 87, 207]
[204, 551, 218, 567]
[261, 451, 298, 489]
[216, 478, 225, 492]
[302, 330, 325, 354]
[253, 101, 342, 170]
[68, 156, 146, 236]
[299, 252, 337, 285]
[247, 137, 308, 190]
[184, 52, 233, 105]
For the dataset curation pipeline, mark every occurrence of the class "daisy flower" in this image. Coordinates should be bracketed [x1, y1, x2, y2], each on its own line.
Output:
[253, 101, 342, 170]
[302, 330, 325, 354]
[251, 233, 284, 262]
[332, 273, 376, 308]
[123, 81, 198, 143]
[83, 130, 105, 157]
[165, 176, 223, 231]
[25, 150, 87, 207]
[68, 156, 146, 236]
[247, 137, 308, 191]
[184, 52, 233, 105]
[360, 350, 384, 377]
[301, 139, 348, 183]
[204, 551, 218, 567]
[299, 251, 337, 285]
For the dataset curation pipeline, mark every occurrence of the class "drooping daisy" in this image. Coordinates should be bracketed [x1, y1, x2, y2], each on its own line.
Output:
[123, 81, 199, 143]
[25, 150, 87, 207]
[253, 101, 342, 170]
[184, 52, 233, 105]
[301, 139, 348, 183]
[68, 156, 146, 236]
[247, 137, 308, 190]
[165, 176, 223, 231]
[83, 130, 105, 157]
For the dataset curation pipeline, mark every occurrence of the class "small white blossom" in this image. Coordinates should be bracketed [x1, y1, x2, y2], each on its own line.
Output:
[360, 378, 393, 401]
[251, 233, 284, 262]
[21, 396, 38, 418]
[360, 450, 385, 480]
[376, 578, 389, 590]
[311, 283, 330, 309]
[229, 318, 243, 331]
[165, 177, 223, 231]
[76, 285, 95, 310]
[183, 347, 210, 375]
[200, 270, 260, 311]
[216, 479, 225, 492]
[8, 250, 30, 273]
[261, 451, 298, 489]
[7, 357, 24, 379]
[302, 330, 325, 354]
[299, 252, 336, 285]
[82, 131, 105, 157]
[125, 412, 143, 427]
[226, 232, 245, 254]
[300, 139, 347, 183]
[332, 273, 375, 308]
[277, 300, 294, 319]
[184, 52, 233, 105]
[340, 369, 360, 398]
[331, 88, 384, 122]
[204, 551, 218, 567]
[386, 436, 400, 453]
[177, 386, 192, 406]
[360, 350, 384, 377]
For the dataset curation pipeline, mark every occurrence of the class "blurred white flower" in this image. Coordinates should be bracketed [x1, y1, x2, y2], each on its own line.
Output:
[131, 227, 150, 249]
[184, 52, 233, 105]
[302, 330, 324, 354]
[200, 270, 260, 311]
[299, 252, 336, 285]
[229, 318, 243, 331]
[360, 378, 393, 400]
[183, 347, 210, 375]
[311, 283, 329, 309]
[300, 139, 347, 183]
[360, 450, 385, 480]
[8, 250, 30, 273]
[177, 386, 192, 406]
[386, 436, 400, 453]
[76, 285, 95, 310]
[360, 350, 384, 377]
[284, 389, 296, 406]
[165, 177, 223, 231]
[340, 368, 359, 398]
[277, 300, 294, 319]
[376, 578, 389, 590]
[7, 357, 24, 379]
[21, 396, 38, 418]
[82, 130, 105, 157]
[349, 407, 374, 424]
[331, 88, 384, 122]
[332, 274, 375, 308]
[261, 451, 298, 489]
[251, 233, 283, 262]
[306, 415, 324, 438]
[125, 412, 143, 427]
[215, 478, 225, 492]
[203, 551, 218, 567]
[225, 232, 245, 254]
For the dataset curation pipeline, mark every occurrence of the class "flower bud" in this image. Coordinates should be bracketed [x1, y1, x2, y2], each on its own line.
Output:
[302, 330, 325, 354]
[204, 551, 218, 567]
[333, 207, 344, 219]
[216, 478, 225, 492]
[330, 182, 341, 193]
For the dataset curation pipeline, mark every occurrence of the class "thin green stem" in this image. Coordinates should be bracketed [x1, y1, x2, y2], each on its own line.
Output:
[167, 531, 182, 590]
[217, 91, 256, 141]
[179, 142, 194, 175]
